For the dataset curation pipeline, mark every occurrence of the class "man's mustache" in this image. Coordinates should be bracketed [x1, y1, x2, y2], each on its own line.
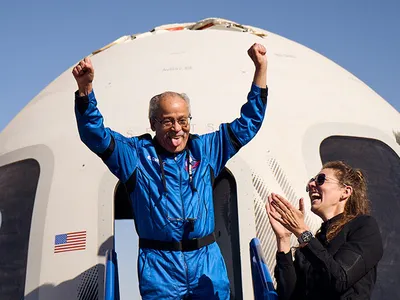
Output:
[167, 131, 185, 138]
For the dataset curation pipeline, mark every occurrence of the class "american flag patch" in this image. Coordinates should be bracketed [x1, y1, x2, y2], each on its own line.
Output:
[54, 230, 86, 253]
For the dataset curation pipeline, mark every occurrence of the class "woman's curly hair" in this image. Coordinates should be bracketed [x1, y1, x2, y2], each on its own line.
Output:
[323, 161, 371, 242]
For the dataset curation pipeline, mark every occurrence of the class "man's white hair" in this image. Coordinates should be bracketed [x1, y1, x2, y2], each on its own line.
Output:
[148, 92, 191, 119]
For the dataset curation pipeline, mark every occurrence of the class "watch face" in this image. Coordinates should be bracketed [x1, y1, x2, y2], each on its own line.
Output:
[299, 231, 313, 243]
[303, 231, 313, 242]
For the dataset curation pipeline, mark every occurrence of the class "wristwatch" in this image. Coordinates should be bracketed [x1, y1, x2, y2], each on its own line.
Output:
[298, 230, 314, 244]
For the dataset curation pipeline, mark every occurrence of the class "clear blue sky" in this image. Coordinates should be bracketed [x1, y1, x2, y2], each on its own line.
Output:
[1, 0, 399, 297]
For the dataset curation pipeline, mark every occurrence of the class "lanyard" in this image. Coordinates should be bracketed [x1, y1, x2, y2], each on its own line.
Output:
[157, 148, 197, 193]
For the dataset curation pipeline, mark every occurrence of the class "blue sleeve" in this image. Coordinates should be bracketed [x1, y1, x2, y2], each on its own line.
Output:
[200, 83, 268, 176]
[74, 90, 138, 182]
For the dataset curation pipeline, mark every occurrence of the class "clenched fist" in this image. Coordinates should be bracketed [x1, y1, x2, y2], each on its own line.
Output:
[72, 57, 94, 96]
[247, 43, 267, 70]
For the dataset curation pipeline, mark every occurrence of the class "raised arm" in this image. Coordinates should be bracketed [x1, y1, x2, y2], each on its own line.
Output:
[248, 43, 267, 88]
[72, 57, 94, 96]
[73, 57, 111, 155]
[72, 58, 138, 182]
[201, 43, 269, 175]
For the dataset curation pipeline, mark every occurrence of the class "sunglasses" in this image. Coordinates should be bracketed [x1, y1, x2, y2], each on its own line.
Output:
[306, 173, 345, 192]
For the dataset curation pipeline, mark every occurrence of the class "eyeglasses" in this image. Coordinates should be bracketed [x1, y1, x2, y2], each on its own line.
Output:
[306, 173, 346, 192]
[154, 116, 192, 128]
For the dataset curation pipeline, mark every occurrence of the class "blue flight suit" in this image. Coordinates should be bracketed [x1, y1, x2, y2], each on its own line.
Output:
[75, 83, 268, 299]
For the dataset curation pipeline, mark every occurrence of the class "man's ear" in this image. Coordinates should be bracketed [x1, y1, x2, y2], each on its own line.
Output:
[341, 185, 353, 202]
[150, 119, 156, 131]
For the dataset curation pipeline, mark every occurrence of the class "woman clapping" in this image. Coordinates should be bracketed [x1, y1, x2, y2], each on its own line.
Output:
[266, 161, 383, 300]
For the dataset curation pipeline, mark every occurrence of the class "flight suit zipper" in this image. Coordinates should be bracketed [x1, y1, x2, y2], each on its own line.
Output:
[175, 154, 191, 295]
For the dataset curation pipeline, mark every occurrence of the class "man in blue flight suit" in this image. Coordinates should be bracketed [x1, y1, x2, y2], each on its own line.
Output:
[73, 43, 268, 299]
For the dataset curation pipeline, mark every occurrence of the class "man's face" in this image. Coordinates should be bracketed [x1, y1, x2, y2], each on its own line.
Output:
[151, 95, 191, 153]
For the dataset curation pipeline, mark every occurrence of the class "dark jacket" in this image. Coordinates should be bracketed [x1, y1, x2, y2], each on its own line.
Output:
[275, 214, 383, 300]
